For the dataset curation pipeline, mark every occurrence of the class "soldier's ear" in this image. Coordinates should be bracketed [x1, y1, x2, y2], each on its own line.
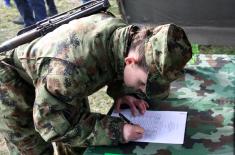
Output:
[125, 57, 137, 65]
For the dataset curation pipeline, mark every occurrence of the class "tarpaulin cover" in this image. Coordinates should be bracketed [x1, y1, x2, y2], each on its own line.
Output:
[117, 0, 235, 46]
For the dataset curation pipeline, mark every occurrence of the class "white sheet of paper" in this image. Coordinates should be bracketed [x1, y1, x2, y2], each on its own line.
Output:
[112, 110, 187, 144]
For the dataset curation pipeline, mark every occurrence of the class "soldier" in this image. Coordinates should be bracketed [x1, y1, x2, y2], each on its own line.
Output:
[0, 12, 192, 154]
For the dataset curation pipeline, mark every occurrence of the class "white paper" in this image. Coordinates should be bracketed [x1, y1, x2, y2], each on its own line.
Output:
[112, 110, 187, 144]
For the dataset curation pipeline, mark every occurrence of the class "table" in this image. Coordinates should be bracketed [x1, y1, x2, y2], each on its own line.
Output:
[85, 54, 235, 155]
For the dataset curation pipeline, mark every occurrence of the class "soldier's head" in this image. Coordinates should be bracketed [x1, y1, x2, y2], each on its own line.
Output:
[123, 27, 149, 93]
[124, 24, 192, 99]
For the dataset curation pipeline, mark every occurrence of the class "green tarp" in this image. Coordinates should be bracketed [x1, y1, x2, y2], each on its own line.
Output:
[85, 54, 235, 155]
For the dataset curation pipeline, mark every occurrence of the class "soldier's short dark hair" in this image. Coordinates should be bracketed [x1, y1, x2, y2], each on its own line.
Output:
[129, 27, 153, 73]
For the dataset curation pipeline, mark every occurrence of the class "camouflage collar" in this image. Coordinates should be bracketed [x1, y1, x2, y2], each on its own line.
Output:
[110, 25, 134, 79]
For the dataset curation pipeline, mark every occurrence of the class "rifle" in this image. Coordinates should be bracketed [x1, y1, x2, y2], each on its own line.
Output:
[0, 0, 110, 53]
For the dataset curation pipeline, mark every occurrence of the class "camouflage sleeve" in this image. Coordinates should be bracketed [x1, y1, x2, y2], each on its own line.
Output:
[33, 59, 125, 146]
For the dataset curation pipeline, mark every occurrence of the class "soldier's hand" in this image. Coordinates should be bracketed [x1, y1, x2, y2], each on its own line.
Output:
[115, 95, 149, 116]
[123, 124, 144, 143]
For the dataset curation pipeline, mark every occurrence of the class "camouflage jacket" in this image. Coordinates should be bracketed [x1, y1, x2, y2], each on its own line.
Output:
[13, 13, 136, 147]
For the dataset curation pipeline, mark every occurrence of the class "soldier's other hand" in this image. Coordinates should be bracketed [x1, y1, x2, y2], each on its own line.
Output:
[123, 123, 144, 143]
[115, 95, 149, 116]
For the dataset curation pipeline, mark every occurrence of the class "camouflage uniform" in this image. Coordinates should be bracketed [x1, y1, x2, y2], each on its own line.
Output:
[0, 13, 192, 154]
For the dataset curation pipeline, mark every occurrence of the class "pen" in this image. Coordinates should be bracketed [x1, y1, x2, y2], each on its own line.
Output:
[119, 113, 134, 125]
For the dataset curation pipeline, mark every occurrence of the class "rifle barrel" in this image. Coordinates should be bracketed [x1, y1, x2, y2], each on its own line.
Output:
[0, 0, 109, 53]
[0, 29, 40, 52]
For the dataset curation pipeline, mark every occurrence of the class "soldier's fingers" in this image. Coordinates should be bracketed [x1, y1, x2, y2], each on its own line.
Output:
[138, 99, 149, 110]
[132, 132, 143, 140]
[134, 124, 141, 127]
[140, 100, 146, 112]
[141, 101, 147, 112]
[114, 99, 121, 113]
[134, 125, 144, 134]
[136, 101, 145, 115]
[127, 102, 138, 116]
[139, 103, 145, 115]
[135, 133, 143, 139]
[143, 100, 149, 108]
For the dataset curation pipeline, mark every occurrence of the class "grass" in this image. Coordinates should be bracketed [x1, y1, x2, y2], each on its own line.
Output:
[199, 45, 235, 55]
